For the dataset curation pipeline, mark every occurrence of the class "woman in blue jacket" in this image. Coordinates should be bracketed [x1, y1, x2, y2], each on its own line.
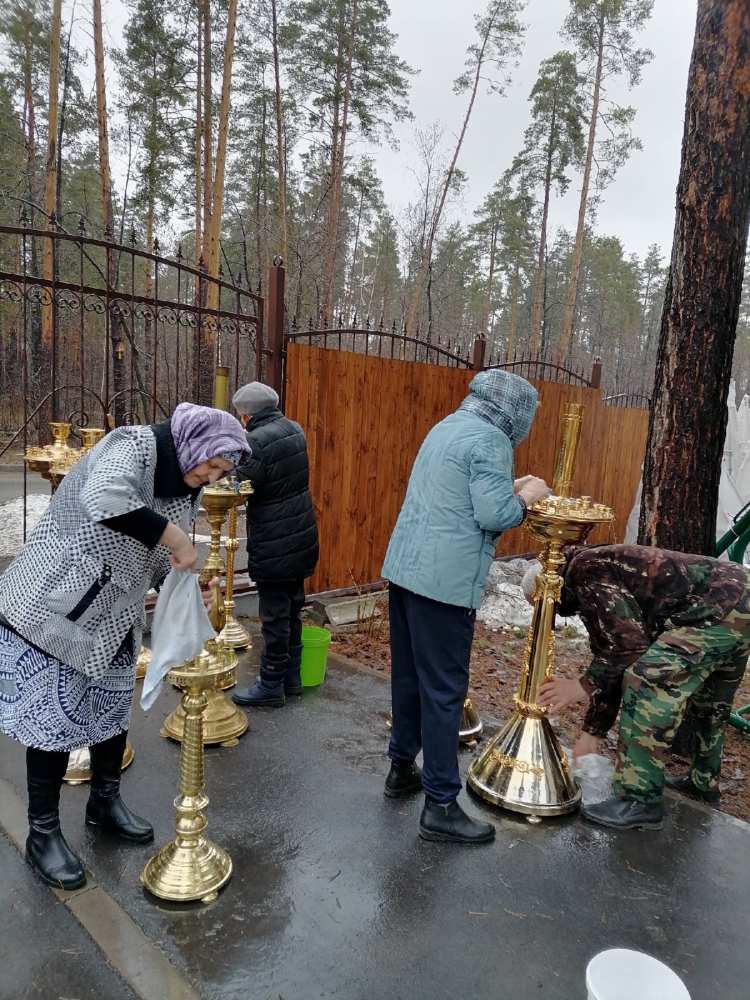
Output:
[381, 369, 549, 844]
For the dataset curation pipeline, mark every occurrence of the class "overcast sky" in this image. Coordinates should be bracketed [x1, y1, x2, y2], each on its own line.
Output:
[372, 0, 698, 261]
[96, 0, 698, 261]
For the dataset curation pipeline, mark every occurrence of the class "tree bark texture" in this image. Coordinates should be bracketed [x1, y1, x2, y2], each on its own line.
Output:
[42, 0, 62, 351]
[639, 0, 750, 554]
[530, 98, 557, 354]
[93, 0, 127, 424]
[271, 0, 288, 268]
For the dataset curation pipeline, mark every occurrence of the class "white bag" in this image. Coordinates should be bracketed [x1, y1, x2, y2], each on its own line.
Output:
[140, 570, 216, 710]
[573, 753, 614, 805]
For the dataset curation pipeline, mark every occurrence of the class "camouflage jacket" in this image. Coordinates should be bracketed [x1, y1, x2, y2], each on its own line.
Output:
[557, 544, 749, 736]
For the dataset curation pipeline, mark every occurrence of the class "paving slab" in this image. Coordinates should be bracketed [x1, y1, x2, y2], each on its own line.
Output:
[1, 644, 749, 1000]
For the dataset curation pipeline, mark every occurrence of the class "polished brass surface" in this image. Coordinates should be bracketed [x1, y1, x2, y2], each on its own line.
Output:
[135, 645, 151, 681]
[80, 427, 105, 451]
[459, 698, 483, 743]
[161, 639, 247, 746]
[218, 496, 252, 650]
[213, 364, 230, 410]
[198, 479, 250, 587]
[551, 402, 583, 497]
[142, 649, 232, 903]
[25, 421, 82, 491]
[63, 740, 136, 785]
[467, 406, 614, 819]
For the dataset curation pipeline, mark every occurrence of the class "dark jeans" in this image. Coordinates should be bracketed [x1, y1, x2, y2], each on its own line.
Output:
[257, 579, 306, 670]
[388, 583, 476, 804]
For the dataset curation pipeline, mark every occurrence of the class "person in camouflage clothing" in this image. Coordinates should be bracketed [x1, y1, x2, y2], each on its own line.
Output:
[533, 544, 750, 831]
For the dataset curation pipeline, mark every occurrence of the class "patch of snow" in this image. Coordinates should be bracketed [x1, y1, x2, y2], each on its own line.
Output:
[0, 495, 50, 557]
[478, 558, 589, 638]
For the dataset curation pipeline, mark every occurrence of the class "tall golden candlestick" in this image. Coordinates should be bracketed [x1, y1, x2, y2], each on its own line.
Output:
[468, 404, 613, 820]
[161, 638, 248, 746]
[142, 649, 232, 903]
[218, 493, 252, 650]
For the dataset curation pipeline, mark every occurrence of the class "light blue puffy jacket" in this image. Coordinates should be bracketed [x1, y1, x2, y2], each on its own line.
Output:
[382, 371, 538, 609]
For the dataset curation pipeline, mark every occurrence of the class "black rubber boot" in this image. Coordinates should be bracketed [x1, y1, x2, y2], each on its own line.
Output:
[86, 733, 153, 843]
[664, 772, 720, 803]
[581, 796, 664, 831]
[25, 747, 86, 891]
[285, 644, 304, 697]
[419, 798, 495, 844]
[384, 760, 423, 798]
[233, 657, 286, 707]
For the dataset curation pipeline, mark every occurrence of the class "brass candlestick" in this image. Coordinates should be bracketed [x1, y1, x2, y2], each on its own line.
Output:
[142, 648, 232, 904]
[218, 496, 253, 650]
[64, 741, 135, 784]
[459, 698, 483, 744]
[161, 638, 248, 746]
[135, 645, 151, 681]
[80, 427, 105, 451]
[468, 404, 613, 820]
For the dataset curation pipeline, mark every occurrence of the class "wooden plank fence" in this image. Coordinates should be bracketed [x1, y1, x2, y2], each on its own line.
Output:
[285, 344, 648, 595]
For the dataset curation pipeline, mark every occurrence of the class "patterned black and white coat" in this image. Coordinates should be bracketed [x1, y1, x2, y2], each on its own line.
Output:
[0, 425, 199, 681]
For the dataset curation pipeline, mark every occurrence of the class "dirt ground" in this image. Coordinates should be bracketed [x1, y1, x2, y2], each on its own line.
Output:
[330, 597, 750, 823]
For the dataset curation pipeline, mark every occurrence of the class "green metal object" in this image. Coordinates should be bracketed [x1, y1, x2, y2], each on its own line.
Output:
[716, 502, 750, 734]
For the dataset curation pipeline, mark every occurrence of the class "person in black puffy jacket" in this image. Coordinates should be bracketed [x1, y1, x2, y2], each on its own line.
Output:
[230, 382, 319, 707]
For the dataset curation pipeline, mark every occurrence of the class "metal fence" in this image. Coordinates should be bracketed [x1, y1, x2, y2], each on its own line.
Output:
[0, 215, 264, 451]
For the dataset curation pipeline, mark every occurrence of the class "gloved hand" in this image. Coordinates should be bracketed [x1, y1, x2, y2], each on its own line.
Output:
[518, 476, 551, 507]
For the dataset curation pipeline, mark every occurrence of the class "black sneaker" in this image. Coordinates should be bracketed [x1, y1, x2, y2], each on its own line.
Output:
[664, 773, 720, 803]
[581, 796, 664, 831]
[384, 761, 423, 798]
[419, 798, 495, 844]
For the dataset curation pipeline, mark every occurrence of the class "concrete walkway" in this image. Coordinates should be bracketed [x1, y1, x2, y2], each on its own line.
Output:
[1, 644, 749, 999]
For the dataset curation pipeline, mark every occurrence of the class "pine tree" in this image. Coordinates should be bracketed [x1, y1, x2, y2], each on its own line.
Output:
[557, 0, 654, 362]
[513, 51, 585, 353]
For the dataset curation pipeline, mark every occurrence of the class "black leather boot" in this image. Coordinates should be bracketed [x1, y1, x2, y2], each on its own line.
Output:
[664, 772, 720, 803]
[86, 733, 153, 843]
[419, 798, 495, 844]
[581, 796, 664, 830]
[384, 760, 423, 798]
[233, 657, 286, 707]
[285, 644, 304, 697]
[26, 747, 86, 891]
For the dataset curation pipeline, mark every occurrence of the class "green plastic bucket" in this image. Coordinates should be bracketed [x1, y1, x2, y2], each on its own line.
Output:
[300, 625, 331, 687]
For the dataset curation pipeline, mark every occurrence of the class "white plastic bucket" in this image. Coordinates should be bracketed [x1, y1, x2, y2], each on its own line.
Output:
[586, 949, 690, 1000]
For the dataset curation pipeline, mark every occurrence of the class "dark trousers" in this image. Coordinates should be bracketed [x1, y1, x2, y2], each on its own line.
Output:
[388, 583, 476, 804]
[257, 579, 306, 670]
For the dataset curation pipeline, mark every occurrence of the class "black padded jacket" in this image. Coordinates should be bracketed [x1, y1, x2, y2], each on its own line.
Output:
[236, 407, 319, 582]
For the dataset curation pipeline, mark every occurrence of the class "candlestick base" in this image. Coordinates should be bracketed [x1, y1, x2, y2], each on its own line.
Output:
[467, 708, 580, 817]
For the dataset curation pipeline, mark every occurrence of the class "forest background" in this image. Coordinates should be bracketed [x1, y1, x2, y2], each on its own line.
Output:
[2, 0, 749, 404]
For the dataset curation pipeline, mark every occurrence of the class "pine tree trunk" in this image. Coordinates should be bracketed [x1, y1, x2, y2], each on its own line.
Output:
[93, 0, 126, 425]
[200, 0, 237, 402]
[482, 222, 498, 342]
[319, 6, 347, 324]
[23, 34, 42, 391]
[557, 14, 604, 363]
[506, 263, 520, 361]
[194, 5, 203, 273]
[639, 0, 750, 554]
[202, 0, 213, 258]
[271, 0, 288, 267]
[530, 101, 557, 354]
[42, 0, 62, 356]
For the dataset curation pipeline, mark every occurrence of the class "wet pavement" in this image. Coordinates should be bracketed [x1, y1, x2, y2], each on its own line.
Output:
[1, 641, 749, 999]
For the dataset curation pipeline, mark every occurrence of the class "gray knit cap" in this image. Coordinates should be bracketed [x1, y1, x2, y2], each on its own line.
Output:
[232, 381, 280, 416]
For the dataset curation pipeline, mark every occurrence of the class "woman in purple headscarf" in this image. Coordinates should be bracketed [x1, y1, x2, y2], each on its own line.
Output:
[0, 403, 249, 891]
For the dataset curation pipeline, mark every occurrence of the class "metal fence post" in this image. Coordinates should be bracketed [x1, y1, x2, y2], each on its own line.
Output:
[472, 335, 487, 371]
[590, 357, 602, 389]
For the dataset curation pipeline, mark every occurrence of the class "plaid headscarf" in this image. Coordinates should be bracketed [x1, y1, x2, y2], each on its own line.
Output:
[457, 370, 538, 446]
[170, 402, 251, 473]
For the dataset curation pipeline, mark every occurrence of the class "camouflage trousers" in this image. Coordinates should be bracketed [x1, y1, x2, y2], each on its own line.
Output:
[615, 588, 750, 803]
